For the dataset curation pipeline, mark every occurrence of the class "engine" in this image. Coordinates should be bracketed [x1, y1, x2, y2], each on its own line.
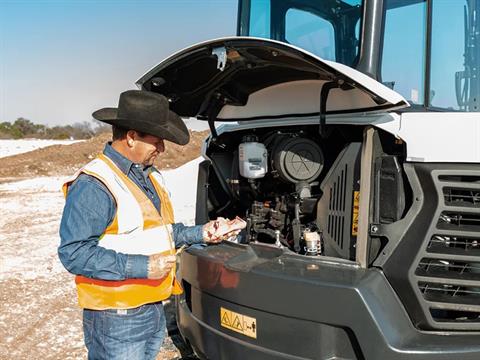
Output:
[237, 132, 325, 254]
[204, 126, 362, 258]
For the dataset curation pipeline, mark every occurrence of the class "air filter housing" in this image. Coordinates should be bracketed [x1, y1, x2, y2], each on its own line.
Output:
[272, 137, 324, 183]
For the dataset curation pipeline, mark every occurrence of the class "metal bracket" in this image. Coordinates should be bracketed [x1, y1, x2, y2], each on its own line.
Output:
[212, 47, 227, 71]
[368, 223, 387, 237]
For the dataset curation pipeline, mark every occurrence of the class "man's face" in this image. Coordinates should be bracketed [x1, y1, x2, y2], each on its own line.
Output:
[131, 132, 165, 167]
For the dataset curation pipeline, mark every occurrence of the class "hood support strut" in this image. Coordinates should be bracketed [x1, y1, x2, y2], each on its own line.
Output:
[319, 81, 341, 137]
[208, 114, 218, 139]
[203, 92, 226, 140]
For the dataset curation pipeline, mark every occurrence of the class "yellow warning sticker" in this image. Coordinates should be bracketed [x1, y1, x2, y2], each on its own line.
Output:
[352, 191, 360, 236]
[220, 307, 257, 339]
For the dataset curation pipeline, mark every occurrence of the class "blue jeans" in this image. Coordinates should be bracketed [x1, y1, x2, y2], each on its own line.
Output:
[83, 302, 166, 360]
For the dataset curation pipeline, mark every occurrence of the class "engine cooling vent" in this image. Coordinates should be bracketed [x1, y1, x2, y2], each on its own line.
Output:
[327, 164, 347, 249]
[317, 143, 361, 260]
[413, 172, 480, 330]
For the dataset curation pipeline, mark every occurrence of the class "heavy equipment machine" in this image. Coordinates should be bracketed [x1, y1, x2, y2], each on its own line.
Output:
[138, 0, 480, 358]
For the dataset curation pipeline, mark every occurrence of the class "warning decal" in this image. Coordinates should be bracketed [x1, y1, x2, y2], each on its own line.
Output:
[352, 191, 360, 236]
[220, 307, 257, 339]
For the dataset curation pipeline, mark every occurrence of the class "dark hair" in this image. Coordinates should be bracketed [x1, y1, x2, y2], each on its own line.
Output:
[112, 125, 128, 141]
[112, 125, 147, 141]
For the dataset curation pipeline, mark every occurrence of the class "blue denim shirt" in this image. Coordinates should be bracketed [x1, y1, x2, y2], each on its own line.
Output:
[58, 143, 204, 280]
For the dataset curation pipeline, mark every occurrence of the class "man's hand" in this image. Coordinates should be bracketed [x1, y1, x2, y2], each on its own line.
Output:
[147, 254, 176, 279]
[203, 217, 246, 243]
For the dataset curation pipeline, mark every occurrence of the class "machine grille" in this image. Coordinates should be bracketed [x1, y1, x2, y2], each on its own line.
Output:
[413, 171, 480, 329]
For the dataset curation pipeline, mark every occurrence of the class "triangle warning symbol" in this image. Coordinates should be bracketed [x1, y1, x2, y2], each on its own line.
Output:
[221, 311, 231, 327]
[231, 315, 243, 331]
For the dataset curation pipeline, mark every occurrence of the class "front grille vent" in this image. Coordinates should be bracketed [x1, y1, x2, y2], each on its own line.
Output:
[439, 175, 480, 183]
[443, 187, 480, 207]
[417, 233, 480, 327]
[417, 257, 480, 281]
[438, 212, 480, 228]
[427, 235, 480, 256]
[412, 170, 480, 330]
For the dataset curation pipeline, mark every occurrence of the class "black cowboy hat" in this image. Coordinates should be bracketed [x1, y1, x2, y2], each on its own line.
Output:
[92, 90, 189, 145]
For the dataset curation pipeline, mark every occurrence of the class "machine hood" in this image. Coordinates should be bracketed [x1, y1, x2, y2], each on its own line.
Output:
[136, 37, 409, 121]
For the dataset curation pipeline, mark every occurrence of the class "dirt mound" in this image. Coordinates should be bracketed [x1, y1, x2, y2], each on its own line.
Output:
[0, 130, 209, 182]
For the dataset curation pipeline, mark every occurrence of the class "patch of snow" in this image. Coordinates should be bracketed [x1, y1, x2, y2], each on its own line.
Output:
[1, 159, 201, 359]
[0, 176, 67, 192]
[0, 160, 200, 280]
[161, 157, 202, 226]
[0, 139, 84, 158]
[183, 117, 209, 131]
[183, 117, 231, 132]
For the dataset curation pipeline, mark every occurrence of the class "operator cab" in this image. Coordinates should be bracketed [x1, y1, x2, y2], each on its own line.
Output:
[238, 0, 480, 111]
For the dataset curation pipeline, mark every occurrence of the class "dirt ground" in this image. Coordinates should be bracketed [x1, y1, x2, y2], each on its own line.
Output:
[0, 131, 209, 359]
[0, 130, 208, 183]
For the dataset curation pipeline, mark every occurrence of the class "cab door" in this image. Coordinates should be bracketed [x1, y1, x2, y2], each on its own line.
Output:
[237, 0, 363, 66]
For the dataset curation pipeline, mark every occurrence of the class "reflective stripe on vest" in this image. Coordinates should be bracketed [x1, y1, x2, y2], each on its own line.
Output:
[63, 154, 182, 310]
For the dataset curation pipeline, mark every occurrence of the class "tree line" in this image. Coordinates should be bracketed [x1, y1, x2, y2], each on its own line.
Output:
[0, 118, 110, 140]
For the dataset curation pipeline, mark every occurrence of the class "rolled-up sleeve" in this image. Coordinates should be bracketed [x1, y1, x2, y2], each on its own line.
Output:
[58, 175, 149, 280]
[172, 223, 204, 248]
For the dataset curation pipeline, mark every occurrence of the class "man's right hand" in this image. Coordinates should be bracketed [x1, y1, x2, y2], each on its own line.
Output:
[147, 253, 176, 279]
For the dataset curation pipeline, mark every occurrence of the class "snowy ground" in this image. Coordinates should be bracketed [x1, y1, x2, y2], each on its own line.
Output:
[0, 157, 201, 359]
[0, 139, 84, 158]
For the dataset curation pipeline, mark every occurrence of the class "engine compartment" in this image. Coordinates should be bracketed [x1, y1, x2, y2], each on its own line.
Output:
[201, 125, 356, 258]
[197, 123, 410, 261]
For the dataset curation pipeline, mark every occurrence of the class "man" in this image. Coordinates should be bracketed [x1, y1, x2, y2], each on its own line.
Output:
[58, 90, 240, 359]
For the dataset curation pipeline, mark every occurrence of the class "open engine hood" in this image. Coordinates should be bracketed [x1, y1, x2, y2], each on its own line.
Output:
[136, 37, 409, 121]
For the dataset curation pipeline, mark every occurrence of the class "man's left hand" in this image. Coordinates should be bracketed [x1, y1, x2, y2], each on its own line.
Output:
[202, 217, 246, 243]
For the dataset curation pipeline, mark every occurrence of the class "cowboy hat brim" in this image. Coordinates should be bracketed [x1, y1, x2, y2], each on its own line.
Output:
[92, 107, 190, 146]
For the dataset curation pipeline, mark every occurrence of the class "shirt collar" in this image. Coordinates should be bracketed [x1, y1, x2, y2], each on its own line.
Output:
[103, 143, 154, 175]
[103, 143, 134, 175]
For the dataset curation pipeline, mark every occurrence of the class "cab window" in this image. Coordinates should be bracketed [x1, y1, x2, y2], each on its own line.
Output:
[285, 8, 336, 61]
[382, 0, 476, 111]
[243, 0, 363, 67]
[381, 0, 427, 105]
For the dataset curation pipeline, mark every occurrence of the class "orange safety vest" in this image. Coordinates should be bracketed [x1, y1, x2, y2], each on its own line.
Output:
[62, 154, 182, 310]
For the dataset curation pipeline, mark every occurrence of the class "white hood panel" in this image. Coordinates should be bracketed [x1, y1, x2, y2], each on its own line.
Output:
[218, 79, 387, 119]
[323, 60, 407, 108]
[399, 112, 480, 163]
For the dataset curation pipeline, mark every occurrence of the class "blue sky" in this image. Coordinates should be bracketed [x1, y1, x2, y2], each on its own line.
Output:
[0, 0, 469, 126]
[0, 0, 237, 126]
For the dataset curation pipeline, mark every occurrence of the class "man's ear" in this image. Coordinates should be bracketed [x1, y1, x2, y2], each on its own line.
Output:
[126, 130, 136, 147]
